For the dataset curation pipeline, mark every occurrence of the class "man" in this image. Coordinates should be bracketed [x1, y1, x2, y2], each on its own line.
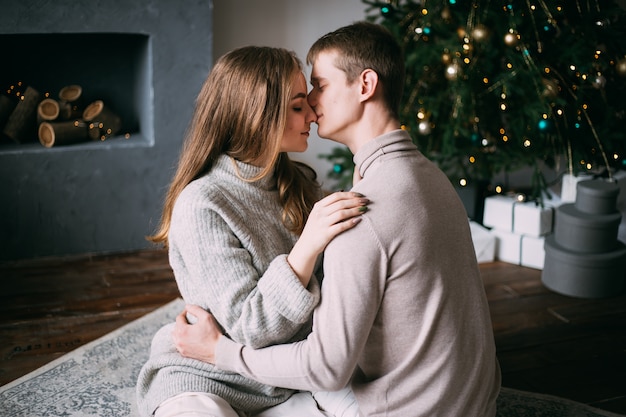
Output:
[174, 21, 501, 416]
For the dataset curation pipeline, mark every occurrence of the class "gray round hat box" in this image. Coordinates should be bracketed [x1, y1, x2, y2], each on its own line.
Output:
[542, 179, 626, 298]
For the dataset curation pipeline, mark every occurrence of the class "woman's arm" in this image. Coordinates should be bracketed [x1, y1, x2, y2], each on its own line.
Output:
[169, 187, 367, 349]
[287, 191, 369, 287]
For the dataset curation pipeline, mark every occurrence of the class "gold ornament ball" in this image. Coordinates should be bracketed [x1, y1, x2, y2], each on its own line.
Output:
[541, 78, 559, 98]
[504, 32, 518, 46]
[616, 59, 626, 77]
[472, 24, 489, 42]
[441, 6, 451, 20]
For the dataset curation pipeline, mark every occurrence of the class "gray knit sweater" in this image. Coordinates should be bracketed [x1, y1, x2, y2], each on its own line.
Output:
[136, 155, 322, 416]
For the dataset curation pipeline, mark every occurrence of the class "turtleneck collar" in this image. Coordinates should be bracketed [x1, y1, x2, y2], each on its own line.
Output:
[214, 154, 276, 191]
[353, 129, 415, 179]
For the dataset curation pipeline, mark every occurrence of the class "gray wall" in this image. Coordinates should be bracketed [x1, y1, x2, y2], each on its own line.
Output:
[0, 0, 213, 261]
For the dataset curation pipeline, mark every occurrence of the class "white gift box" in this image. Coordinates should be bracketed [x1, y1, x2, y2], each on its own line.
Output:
[561, 173, 594, 203]
[513, 200, 556, 238]
[482, 195, 515, 231]
[483, 195, 556, 237]
[491, 229, 546, 270]
[469, 220, 496, 263]
[521, 234, 546, 269]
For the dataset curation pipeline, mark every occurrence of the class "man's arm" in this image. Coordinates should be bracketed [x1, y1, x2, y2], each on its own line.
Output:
[174, 218, 385, 391]
[174, 305, 221, 364]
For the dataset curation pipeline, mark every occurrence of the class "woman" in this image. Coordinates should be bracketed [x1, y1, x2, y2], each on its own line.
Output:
[136, 46, 366, 417]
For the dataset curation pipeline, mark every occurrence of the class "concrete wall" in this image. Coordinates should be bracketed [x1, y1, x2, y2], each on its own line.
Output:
[0, 0, 213, 261]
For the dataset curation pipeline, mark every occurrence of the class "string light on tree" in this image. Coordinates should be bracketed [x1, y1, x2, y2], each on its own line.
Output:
[319, 0, 626, 200]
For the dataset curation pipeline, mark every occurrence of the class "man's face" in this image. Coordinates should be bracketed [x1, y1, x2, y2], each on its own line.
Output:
[308, 50, 360, 143]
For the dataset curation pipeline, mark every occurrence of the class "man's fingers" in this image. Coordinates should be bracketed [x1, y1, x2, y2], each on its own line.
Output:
[185, 304, 206, 317]
[176, 310, 189, 325]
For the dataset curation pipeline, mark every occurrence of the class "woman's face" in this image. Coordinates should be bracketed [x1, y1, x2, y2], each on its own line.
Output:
[280, 72, 317, 153]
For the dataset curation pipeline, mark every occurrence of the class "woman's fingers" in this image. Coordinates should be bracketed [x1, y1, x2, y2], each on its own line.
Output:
[315, 192, 369, 214]
[317, 191, 368, 208]
[313, 191, 370, 226]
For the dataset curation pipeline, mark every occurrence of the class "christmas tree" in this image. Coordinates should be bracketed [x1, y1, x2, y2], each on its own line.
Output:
[320, 0, 626, 200]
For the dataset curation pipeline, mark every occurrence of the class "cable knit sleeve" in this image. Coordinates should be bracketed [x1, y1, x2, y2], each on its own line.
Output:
[169, 181, 320, 349]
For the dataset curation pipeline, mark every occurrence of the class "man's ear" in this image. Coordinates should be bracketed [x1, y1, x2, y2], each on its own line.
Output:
[359, 69, 379, 102]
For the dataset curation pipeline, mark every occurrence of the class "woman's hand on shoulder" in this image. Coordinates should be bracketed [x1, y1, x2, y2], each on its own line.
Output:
[287, 191, 369, 285]
[303, 191, 369, 253]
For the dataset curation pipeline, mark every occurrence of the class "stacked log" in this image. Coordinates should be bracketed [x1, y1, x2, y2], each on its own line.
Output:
[0, 83, 123, 148]
[3, 86, 41, 144]
[83, 100, 121, 141]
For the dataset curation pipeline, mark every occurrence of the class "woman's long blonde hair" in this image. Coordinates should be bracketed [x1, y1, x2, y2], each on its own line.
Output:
[149, 46, 320, 246]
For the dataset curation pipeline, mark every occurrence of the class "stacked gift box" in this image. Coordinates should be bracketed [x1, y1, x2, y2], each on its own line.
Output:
[482, 193, 558, 269]
[468, 220, 497, 264]
[480, 170, 626, 271]
[542, 179, 626, 298]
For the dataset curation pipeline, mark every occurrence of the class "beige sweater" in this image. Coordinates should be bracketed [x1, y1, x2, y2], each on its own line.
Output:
[216, 130, 501, 416]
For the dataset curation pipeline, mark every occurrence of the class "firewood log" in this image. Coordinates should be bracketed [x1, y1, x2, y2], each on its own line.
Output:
[58, 85, 83, 120]
[37, 98, 60, 124]
[83, 100, 121, 141]
[38, 120, 89, 148]
[3, 86, 40, 143]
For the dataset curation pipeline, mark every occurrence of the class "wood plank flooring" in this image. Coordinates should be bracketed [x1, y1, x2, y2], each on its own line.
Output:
[1, 250, 625, 414]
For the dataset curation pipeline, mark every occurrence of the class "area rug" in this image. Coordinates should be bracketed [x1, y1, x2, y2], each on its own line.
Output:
[1, 298, 623, 417]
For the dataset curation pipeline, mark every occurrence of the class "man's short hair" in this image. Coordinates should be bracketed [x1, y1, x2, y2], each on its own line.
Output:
[307, 21, 405, 118]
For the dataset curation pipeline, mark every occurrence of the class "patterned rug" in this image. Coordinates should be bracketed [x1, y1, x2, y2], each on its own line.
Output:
[1, 298, 623, 417]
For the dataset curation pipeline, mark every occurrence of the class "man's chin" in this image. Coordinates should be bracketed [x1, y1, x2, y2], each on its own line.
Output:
[316, 127, 331, 140]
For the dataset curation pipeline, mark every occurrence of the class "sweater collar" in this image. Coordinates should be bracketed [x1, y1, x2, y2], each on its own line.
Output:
[214, 154, 276, 190]
[353, 129, 415, 179]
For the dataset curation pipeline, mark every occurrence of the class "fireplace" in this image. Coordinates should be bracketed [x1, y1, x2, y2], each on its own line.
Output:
[1, 32, 151, 149]
[0, 0, 213, 261]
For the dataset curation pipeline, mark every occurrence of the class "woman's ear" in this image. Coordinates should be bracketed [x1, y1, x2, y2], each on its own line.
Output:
[359, 69, 379, 102]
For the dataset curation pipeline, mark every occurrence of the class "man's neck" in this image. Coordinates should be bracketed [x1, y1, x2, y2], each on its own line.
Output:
[345, 117, 400, 155]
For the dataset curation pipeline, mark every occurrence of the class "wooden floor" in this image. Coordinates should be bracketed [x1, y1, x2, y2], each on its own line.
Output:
[1, 250, 625, 415]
